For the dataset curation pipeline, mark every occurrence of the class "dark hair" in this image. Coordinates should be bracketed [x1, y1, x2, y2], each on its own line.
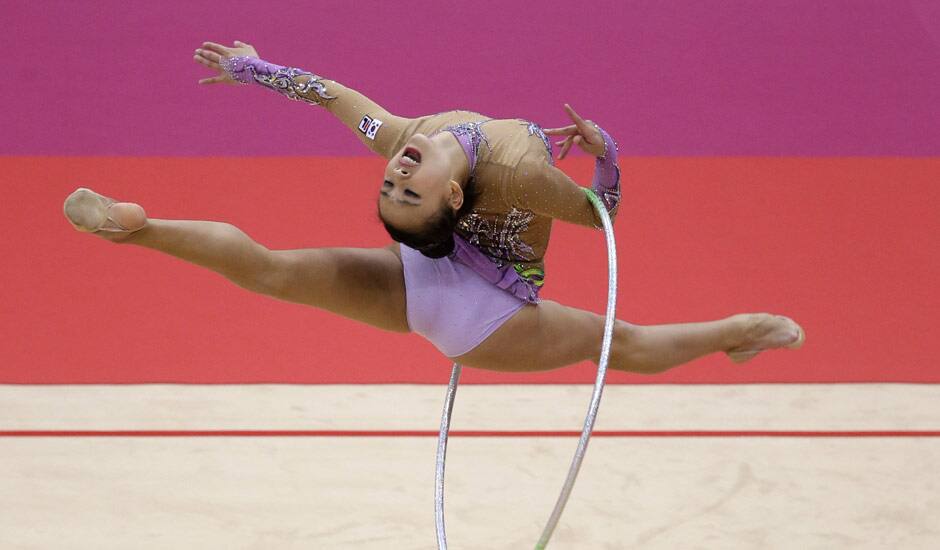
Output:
[379, 178, 479, 259]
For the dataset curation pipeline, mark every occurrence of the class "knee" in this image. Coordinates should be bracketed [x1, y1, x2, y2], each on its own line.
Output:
[590, 319, 638, 365]
[249, 249, 290, 297]
[604, 321, 672, 374]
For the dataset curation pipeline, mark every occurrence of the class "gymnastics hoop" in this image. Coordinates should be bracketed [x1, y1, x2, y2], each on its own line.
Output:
[435, 190, 618, 549]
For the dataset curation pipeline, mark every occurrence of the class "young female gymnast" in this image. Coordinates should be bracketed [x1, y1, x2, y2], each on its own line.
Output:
[62, 40, 804, 373]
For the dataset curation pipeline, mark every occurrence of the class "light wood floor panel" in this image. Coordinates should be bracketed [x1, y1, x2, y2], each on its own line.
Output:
[3, 384, 939, 430]
[1, 437, 938, 549]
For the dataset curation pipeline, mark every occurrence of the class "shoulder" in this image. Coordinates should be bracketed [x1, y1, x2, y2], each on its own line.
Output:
[494, 152, 550, 205]
[513, 152, 552, 182]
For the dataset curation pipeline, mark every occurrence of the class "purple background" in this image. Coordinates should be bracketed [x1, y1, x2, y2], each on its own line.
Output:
[3, 0, 939, 156]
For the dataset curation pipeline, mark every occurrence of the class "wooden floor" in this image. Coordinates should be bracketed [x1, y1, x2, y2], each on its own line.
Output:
[2, 384, 939, 549]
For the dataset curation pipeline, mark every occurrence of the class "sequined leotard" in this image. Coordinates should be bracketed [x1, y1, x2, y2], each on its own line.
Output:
[220, 56, 621, 304]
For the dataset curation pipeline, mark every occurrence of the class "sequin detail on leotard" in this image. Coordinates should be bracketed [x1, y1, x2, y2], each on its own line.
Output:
[436, 120, 543, 302]
[220, 56, 336, 106]
[456, 208, 536, 262]
[591, 125, 621, 216]
[441, 121, 493, 169]
[521, 120, 554, 165]
[442, 120, 540, 264]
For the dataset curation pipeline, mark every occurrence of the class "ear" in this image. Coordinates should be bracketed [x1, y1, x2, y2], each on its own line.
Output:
[447, 180, 464, 210]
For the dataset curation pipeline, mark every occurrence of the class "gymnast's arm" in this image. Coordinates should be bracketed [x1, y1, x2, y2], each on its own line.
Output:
[505, 127, 621, 228]
[217, 54, 415, 159]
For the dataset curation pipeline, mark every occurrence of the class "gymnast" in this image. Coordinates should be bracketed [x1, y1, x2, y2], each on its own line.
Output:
[63, 40, 803, 373]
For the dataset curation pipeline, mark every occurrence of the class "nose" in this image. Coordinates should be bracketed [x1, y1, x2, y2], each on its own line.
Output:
[395, 167, 411, 177]
[383, 183, 408, 202]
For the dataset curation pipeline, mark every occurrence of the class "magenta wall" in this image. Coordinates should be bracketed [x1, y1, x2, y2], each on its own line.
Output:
[4, 0, 939, 157]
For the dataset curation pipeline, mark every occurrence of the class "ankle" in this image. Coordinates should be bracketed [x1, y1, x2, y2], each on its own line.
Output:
[110, 220, 150, 244]
[724, 314, 753, 350]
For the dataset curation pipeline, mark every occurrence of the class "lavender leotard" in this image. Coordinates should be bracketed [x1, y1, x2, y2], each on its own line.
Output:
[400, 243, 528, 358]
[400, 125, 531, 357]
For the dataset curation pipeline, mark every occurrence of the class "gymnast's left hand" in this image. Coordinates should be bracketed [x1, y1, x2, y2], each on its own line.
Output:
[543, 104, 606, 160]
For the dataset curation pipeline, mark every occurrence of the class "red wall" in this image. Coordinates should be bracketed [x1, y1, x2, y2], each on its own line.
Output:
[2, 156, 937, 384]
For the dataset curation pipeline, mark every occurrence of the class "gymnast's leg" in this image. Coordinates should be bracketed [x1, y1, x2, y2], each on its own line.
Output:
[63, 188, 409, 332]
[454, 300, 802, 373]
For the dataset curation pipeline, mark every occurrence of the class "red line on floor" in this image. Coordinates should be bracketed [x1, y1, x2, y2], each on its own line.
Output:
[2, 430, 940, 437]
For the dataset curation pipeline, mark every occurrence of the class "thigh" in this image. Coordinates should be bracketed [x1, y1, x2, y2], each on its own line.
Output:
[266, 243, 409, 333]
[454, 299, 605, 372]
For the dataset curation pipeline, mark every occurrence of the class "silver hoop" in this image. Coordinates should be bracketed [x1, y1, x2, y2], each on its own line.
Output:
[435, 191, 618, 549]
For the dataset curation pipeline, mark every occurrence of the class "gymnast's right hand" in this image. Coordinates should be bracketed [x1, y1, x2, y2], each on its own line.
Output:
[193, 40, 259, 85]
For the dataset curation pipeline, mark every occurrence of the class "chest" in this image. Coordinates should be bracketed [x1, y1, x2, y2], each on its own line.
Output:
[455, 206, 550, 263]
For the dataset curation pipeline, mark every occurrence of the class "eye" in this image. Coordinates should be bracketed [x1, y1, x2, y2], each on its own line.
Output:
[404, 189, 420, 198]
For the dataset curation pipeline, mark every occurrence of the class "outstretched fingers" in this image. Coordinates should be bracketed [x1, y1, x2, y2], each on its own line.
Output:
[200, 41, 232, 55]
[556, 135, 582, 160]
[543, 124, 579, 136]
[194, 42, 238, 85]
[543, 104, 604, 159]
[193, 49, 222, 68]
[563, 103, 594, 134]
[198, 75, 229, 85]
[557, 137, 573, 159]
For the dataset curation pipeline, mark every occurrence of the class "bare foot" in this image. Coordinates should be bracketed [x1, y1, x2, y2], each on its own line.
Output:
[64, 188, 147, 241]
[726, 314, 805, 363]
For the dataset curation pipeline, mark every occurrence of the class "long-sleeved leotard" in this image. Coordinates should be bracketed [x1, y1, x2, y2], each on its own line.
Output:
[220, 55, 421, 159]
[221, 56, 621, 301]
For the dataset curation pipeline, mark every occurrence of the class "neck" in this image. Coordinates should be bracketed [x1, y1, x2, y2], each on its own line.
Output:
[433, 131, 471, 188]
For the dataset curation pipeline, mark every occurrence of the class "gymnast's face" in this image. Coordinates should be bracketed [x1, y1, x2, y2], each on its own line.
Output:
[378, 133, 462, 234]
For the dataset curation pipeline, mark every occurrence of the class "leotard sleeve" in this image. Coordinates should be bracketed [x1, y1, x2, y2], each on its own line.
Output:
[220, 56, 417, 159]
[504, 126, 621, 228]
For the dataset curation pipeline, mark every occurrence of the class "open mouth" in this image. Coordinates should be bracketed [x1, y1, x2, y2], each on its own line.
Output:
[401, 147, 422, 165]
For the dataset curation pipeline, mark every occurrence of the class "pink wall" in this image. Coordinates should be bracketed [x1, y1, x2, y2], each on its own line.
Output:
[3, 0, 939, 156]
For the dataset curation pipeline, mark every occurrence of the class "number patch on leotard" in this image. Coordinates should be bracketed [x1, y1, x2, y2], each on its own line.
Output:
[358, 115, 383, 140]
